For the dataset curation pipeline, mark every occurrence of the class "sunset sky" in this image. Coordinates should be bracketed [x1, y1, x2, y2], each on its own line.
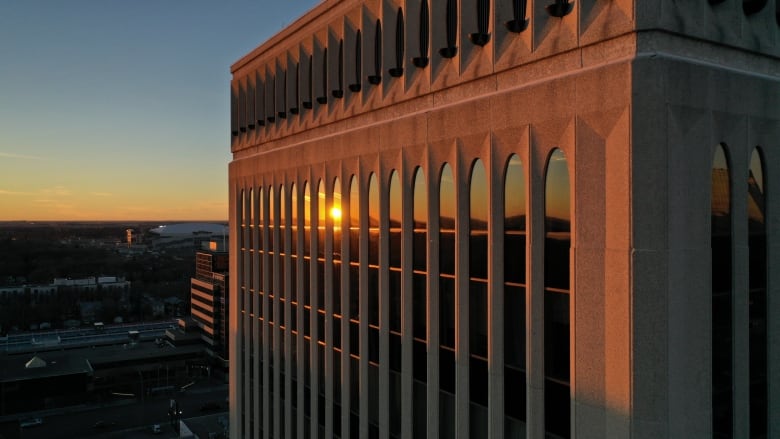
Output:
[0, 0, 318, 221]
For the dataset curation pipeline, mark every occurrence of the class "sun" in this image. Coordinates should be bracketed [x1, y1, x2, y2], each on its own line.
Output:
[330, 206, 342, 220]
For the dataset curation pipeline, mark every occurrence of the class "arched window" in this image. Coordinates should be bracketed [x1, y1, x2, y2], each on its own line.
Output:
[257, 187, 265, 319]
[278, 184, 286, 435]
[347, 175, 360, 439]
[439, 163, 456, 438]
[239, 186, 246, 316]
[315, 179, 326, 435]
[267, 184, 276, 438]
[504, 154, 526, 435]
[389, 170, 402, 439]
[269, 185, 276, 324]
[412, 167, 428, 439]
[469, 159, 489, 437]
[332, 177, 343, 352]
[544, 148, 571, 439]
[331, 177, 343, 437]
[290, 183, 297, 330]
[367, 173, 380, 437]
[255, 186, 264, 436]
[237, 188, 246, 435]
[748, 148, 767, 438]
[711, 144, 732, 438]
[288, 179, 298, 439]
[304, 182, 312, 311]
[349, 175, 360, 346]
[302, 181, 312, 437]
[279, 184, 286, 329]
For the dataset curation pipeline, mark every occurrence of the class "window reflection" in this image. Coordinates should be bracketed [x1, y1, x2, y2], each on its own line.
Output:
[291, 183, 298, 329]
[257, 188, 265, 320]
[439, 163, 456, 439]
[412, 167, 427, 439]
[367, 172, 380, 436]
[544, 148, 570, 439]
[748, 148, 767, 438]
[304, 182, 312, 323]
[269, 185, 275, 325]
[280, 185, 286, 329]
[333, 177, 342, 314]
[347, 174, 360, 437]
[388, 171, 402, 439]
[469, 159, 488, 438]
[389, 171, 402, 332]
[711, 144, 733, 438]
[504, 154, 526, 435]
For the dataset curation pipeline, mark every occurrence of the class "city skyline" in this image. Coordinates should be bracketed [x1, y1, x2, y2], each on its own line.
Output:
[0, 0, 318, 221]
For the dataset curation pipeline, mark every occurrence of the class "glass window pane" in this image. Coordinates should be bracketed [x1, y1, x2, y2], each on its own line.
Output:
[269, 186, 276, 302]
[333, 178, 342, 316]
[368, 174, 380, 326]
[544, 148, 570, 438]
[440, 164, 456, 276]
[318, 180, 326, 260]
[470, 159, 488, 281]
[304, 183, 312, 264]
[389, 171, 402, 335]
[748, 148, 767, 438]
[505, 154, 526, 285]
[280, 184, 286, 258]
[711, 144, 733, 437]
[413, 168, 428, 272]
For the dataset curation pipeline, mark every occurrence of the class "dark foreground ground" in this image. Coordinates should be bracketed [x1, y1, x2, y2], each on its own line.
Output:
[15, 378, 227, 439]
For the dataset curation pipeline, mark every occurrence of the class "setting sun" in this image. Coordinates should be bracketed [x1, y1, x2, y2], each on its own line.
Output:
[330, 206, 342, 220]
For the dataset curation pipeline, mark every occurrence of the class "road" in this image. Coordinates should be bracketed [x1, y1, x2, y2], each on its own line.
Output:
[19, 382, 227, 439]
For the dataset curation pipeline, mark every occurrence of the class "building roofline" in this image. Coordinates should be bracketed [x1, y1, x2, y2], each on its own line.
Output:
[230, 0, 339, 73]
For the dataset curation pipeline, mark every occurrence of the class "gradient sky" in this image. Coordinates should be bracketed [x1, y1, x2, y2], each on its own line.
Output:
[0, 0, 318, 221]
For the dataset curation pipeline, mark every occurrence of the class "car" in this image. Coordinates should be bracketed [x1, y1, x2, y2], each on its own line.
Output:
[20, 418, 43, 428]
[152, 424, 162, 434]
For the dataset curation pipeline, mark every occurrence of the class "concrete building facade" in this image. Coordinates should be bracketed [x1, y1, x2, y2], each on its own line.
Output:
[228, 1, 780, 438]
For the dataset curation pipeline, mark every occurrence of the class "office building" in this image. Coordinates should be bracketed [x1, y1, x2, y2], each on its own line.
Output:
[228, 1, 779, 438]
[191, 241, 230, 362]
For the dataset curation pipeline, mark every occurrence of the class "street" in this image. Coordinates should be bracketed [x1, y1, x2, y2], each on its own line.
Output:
[18, 380, 227, 439]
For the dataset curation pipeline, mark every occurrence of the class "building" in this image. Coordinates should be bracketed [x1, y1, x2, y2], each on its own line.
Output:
[228, 1, 779, 438]
[0, 338, 203, 416]
[191, 241, 230, 363]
